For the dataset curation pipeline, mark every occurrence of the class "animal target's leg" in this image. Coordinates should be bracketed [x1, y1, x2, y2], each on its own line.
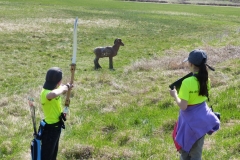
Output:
[94, 57, 102, 69]
[109, 57, 114, 70]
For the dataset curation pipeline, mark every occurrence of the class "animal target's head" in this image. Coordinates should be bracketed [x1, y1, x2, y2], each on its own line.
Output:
[114, 38, 124, 46]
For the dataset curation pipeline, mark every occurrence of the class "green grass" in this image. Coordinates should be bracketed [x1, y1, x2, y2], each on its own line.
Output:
[0, 0, 240, 159]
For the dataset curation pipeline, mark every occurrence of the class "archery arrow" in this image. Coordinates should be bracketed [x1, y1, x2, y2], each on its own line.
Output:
[63, 17, 78, 119]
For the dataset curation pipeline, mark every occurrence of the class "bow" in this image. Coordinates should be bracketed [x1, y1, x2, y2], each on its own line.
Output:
[63, 17, 78, 119]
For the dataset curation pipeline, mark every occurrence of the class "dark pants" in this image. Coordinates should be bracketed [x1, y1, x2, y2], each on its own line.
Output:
[180, 136, 205, 160]
[41, 123, 61, 160]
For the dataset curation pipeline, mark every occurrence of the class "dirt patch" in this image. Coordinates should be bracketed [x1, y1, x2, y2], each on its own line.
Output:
[223, 119, 240, 127]
[125, 45, 240, 72]
[98, 146, 137, 159]
[204, 137, 215, 150]
[0, 18, 123, 33]
[123, 0, 240, 7]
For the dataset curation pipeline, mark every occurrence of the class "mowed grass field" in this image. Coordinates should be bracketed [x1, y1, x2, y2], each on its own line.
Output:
[0, 0, 240, 159]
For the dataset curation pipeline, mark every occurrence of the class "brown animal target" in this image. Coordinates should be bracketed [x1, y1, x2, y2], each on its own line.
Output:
[93, 38, 124, 70]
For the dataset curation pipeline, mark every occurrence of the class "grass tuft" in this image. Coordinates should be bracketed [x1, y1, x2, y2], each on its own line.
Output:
[61, 144, 94, 159]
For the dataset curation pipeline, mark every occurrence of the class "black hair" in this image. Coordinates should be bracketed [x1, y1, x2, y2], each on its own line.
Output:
[195, 61, 208, 97]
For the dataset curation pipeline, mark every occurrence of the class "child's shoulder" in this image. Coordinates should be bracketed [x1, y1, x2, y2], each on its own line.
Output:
[183, 76, 196, 83]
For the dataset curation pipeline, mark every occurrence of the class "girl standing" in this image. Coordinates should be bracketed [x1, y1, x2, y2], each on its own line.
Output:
[170, 49, 220, 160]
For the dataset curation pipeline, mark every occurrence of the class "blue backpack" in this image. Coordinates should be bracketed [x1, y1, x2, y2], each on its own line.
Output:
[29, 98, 46, 160]
[30, 120, 46, 160]
[30, 138, 41, 160]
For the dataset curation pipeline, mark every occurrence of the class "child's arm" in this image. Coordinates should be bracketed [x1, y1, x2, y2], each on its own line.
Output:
[169, 87, 188, 110]
[46, 85, 69, 100]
